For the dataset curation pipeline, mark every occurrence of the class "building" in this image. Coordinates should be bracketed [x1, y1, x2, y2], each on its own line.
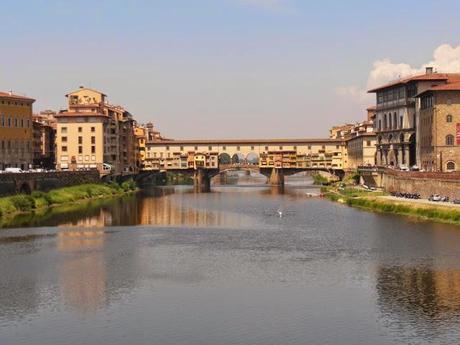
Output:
[32, 110, 57, 169]
[417, 81, 460, 172]
[55, 87, 138, 175]
[330, 119, 376, 170]
[0, 91, 35, 170]
[134, 125, 146, 170]
[368, 67, 460, 168]
[330, 124, 354, 140]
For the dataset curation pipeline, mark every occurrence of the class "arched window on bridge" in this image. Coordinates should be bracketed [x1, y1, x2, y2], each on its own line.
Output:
[447, 114, 453, 123]
[446, 135, 455, 146]
[446, 161, 456, 172]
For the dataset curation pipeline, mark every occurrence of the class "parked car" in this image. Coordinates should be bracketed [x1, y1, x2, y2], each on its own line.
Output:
[5, 167, 24, 173]
[453, 199, 460, 205]
[410, 165, 420, 171]
[399, 165, 409, 171]
[428, 194, 442, 202]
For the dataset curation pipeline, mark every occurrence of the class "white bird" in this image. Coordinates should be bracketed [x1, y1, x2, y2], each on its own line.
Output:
[277, 210, 283, 218]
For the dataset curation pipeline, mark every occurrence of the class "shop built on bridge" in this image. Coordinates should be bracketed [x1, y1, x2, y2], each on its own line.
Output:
[140, 138, 347, 191]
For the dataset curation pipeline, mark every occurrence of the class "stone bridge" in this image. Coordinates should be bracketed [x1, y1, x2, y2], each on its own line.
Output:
[143, 138, 347, 191]
[0, 171, 100, 196]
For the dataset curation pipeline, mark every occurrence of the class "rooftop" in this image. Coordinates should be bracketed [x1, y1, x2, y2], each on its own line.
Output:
[367, 71, 460, 93]
[0, 91, 35, 102]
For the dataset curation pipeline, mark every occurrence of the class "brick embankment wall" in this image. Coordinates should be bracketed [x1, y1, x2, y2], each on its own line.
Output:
[0, 171, 100, 196]
[382, 169, 460, 199]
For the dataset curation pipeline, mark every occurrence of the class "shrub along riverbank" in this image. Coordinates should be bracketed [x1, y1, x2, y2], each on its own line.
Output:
[323, 186, 460, 226]
[0, 180, 137, 218]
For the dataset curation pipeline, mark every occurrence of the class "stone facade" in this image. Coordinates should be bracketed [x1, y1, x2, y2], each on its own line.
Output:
[346, 133, 376, 169]
[369, 68, 460, 169]
[418, 87, 460, 172]
[0, 171, 100, 196]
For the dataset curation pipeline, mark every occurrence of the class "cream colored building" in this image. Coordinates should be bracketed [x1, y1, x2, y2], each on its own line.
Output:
[55, 87, 138, 175]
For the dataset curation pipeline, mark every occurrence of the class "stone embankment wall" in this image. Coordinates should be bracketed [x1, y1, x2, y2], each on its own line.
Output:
[359, 167, 460, 199]
[0, 171, 100, 196]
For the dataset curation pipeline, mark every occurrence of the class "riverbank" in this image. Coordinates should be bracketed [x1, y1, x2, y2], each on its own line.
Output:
[323, 186, 460, 225]
[0, 180, 137, 220]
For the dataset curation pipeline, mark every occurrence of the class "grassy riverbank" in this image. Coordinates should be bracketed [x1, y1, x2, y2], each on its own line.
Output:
[0, 180, 137, 219]
[323, 186, 460, 226]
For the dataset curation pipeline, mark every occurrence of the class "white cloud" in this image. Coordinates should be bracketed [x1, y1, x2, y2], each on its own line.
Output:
[337, 44, 460, 108]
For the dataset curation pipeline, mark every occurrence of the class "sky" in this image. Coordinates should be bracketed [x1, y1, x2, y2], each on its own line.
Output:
[2, 0, 460, 139]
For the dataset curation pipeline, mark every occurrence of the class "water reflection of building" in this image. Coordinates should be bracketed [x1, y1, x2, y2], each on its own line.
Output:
[376, 265, 460, 326]
[57, 230, 107, 313]
[137, 189, 253, 228]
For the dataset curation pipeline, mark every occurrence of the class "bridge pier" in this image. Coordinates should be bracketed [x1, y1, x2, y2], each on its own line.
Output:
[268, 168, 284, 186]
[194, 169, 211, 192]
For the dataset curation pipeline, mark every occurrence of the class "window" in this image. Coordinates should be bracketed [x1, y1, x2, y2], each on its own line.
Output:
[91, 127, 95, 132]
[447, 161, 456, 171]
[61, 127, 67, 133]
[78, 127, 82, 132]
[180, 146, 184, 151]
[208, 146, 212, 151]
[62, 146, 67, 152]
[446, 134, 454, 146]
[78, 146, 83, 154]
[91, 146, 96, 154]
[447, 114, 453, 123]
[91, 136, 95, 144]
[194, 146, 198, 150]
[366, 140, 371, 146]
[265, 146, 269, 151]
[62, 136, 67, 143]
[237, 146, 240, 151]
[78, 136, 82, 144]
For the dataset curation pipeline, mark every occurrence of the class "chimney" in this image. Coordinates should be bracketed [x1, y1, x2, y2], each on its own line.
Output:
[79, 85, 84, 89]
[426, 67, 433, 75]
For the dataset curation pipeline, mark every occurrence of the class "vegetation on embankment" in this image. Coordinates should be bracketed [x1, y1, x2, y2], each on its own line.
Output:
[312, 173, 330, 185]
[166, 172, 194, 185]
[0, 180, 137, 219]
[322, 186, 460, 226]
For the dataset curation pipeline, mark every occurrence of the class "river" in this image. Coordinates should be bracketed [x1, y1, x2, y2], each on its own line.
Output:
[1, 176, 460, 345]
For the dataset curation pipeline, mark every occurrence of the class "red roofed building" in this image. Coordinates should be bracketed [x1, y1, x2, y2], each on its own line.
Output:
[368, 67, 460, 169]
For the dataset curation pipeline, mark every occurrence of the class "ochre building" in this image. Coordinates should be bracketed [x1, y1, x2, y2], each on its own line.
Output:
[0, 91, 35, 170]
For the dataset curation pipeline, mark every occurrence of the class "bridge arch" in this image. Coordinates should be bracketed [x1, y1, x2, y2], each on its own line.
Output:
[19, 182, 32, 194]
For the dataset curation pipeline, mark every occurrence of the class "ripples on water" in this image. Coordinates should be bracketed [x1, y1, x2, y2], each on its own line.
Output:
[1, 175, 460, 345]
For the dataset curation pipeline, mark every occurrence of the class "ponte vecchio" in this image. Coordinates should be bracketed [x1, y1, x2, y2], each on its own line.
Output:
[143, 138, 347, 191]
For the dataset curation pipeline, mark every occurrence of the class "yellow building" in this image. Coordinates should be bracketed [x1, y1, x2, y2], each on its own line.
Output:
[0, 91, 35, 170]
[55, 87, 138, 175]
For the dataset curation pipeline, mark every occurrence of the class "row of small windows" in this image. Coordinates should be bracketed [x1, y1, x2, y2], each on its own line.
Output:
[0, 115, 31, 128]
[0, 139, 31, 151]
[378, 112, 403, 130]
[0, 100, 30, 106]
[162, 145, 336, 151]
[61, 126, 96, 133]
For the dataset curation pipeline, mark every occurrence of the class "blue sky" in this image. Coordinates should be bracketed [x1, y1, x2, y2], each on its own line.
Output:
[1, 0, 460, 138]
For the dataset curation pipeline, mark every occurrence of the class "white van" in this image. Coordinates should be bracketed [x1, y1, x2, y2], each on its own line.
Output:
[5, 167, 24, 173]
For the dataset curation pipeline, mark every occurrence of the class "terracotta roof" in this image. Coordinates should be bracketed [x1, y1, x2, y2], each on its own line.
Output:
[55, 111, 107, 118]
[0, 91, 35, 102]
[367, 73, 460, 93]
[146, 138, 344, 145]
[416, 81, 460, 97]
